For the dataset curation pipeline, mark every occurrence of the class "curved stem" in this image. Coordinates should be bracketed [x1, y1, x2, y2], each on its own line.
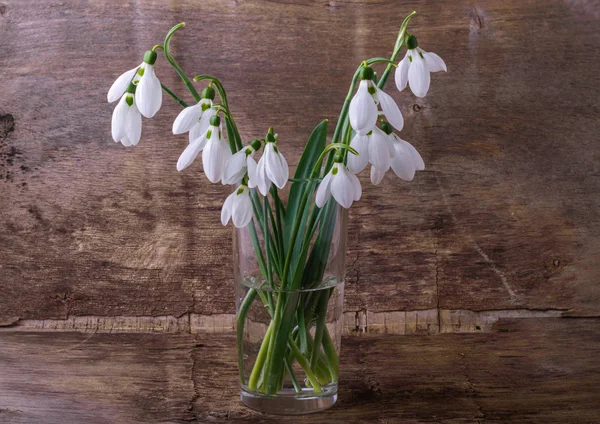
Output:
[162, 23, 201, 102]
[378, 11, 416, 89]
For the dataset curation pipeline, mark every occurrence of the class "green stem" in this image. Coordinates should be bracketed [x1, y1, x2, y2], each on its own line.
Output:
[163, 23, 201, 101]
[309, 292, 329, 370]
[160, 83, 188, 108]
[284, 356, 302, 393]
[378, 11, 416, 90]
[322, 327, 339, 382]
[248, 321, 274, 391]
[288, 337, 322, 393]
[236, 288, 258, 384]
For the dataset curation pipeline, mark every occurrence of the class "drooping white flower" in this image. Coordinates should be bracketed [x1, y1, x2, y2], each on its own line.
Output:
[347, 126, 394, 175]
[253, 138, 289, 195]
[201, 117, 231, 183]
[395, 35, 447, 98]
[223, 141, 260, 185]
[177, 115, 231, 183]
[349, 122, 424, 185]
[172, 87, 217, 144]
[349, 66, 404, 136]
[316, 162, 362, 209]
[221, 184, 254, 228]
[108, 66, 139, 103]
[108, 51, 163, 118]
[111, 84, 142, 147]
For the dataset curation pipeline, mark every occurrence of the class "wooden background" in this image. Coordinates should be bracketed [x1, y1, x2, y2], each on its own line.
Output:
[1, 0, 599, 332]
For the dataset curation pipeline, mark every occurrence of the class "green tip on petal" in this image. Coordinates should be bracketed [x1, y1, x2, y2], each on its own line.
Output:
[360, 66, 375, 81]
[209, 115, 221, 126]
[406, 35, 418, 50]
[380, 122, 393, 135]
[201, 86, 216, 100]
[143, 50, 158, 65]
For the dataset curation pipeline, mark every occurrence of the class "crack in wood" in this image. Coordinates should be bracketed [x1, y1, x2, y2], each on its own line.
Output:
[1, 308, 574, 335]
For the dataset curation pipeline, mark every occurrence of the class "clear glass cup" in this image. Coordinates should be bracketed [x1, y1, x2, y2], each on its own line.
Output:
[233, 192, 348, 415]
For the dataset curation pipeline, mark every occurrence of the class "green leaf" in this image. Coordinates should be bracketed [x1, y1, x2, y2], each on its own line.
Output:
[224, 115, 243, 152]
[283, 120, 328, 250]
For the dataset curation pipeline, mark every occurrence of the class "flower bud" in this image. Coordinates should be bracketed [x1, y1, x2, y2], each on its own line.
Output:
[406, 35, 418, 50]
[201, 86, 216, 100]
[266, 127, 276, 143]
[250, 139, 262, 151]
[209, 115, 221, 126]
[143, 50, 158, 65]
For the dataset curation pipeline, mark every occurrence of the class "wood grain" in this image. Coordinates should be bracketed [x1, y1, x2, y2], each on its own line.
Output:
[0, 332, 197, 424]
[0, 0, 599, 323]
[1, 318, 598, 423]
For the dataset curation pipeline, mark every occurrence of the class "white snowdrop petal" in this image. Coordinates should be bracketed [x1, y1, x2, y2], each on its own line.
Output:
[370, 166, 386, 185]
[177, 137, 205, 171]
[193, 107, 215, 143]
[136, 64, 163, 118]
[120, 136, 132, 147]
[390, 143, 416, 181]
[125, 103, 142, 146]
[397, 138, 425, 171]
[349, 80, 378, 135]
[315, 170, 333, 208]
[223, 150, 248, 185]
[330, 167, 354, 209]
[347, 169, 362, 201]
[232, 190, 253, 228]
[111, 96, 129, 142]
[221, 191, 236, 226]
[395, 51, 410, 92]
[172, 104, 203, 134]
[265, 143, 289, 189]
[377, 88, 404, 131]
[202, 141, 221, 183]
[254, 157, 269, 196]
[408, 52, 431, 98]
[369, 128, 392, 171]
[348, 134, 370, 174]
[423, 51, 447, 73]
[108, 66, 138, 103]
[247, 156, 258, 188]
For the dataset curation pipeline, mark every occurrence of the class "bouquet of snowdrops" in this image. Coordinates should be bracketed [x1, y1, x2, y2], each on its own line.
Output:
[108, 11, 445, 399]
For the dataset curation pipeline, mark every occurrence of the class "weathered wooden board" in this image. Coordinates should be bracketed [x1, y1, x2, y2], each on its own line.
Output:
[0, 332, 197, 424]
[0, 0, 599, 324]
[1, 319, 598, 423]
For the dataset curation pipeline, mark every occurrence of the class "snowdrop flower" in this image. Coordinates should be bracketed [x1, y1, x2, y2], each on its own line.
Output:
[223, 140, 261, 185]
[316, 161, 362, 209]
[353, 122, 424, 185]
[347, 126, 394, 176]
[221, 184, 254, 228]
[349, 66, 404, 136]
[111, 83, 142, 147]
[108, 50, 163, 118]
[395, 35, 447, 98]
[172, 87, 217, 144]
[253, 130, 289, 195]
[177, 115, 231, 184]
